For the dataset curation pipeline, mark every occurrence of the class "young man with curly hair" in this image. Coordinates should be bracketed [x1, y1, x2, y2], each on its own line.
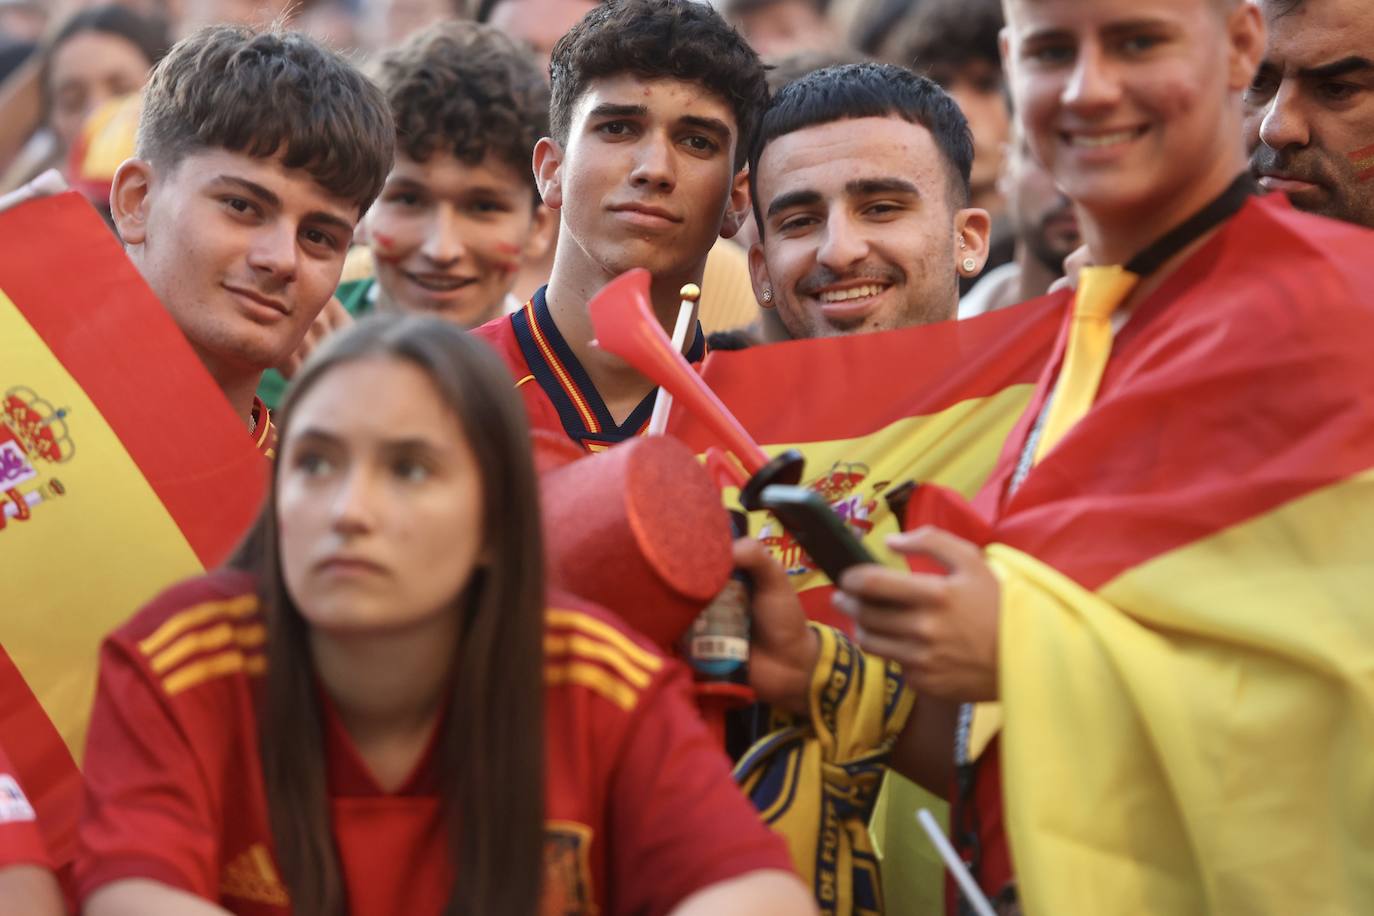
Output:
[256, 21, 558, 409]
[471, 0, 768, 452]
[358, 22, 556, 329]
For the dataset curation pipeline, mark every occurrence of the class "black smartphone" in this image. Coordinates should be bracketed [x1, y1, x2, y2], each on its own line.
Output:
[757, 484, 877, 584]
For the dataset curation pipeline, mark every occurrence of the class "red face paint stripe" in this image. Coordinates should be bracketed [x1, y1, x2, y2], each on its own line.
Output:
[1347, 142, 1374, 162]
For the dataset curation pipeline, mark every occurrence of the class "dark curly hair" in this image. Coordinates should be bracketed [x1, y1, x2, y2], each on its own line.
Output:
[549, 0, 767, 171]
[137, 25, 393, 215]
[374, 21, 549, 197]
[749, 63, 973, 234]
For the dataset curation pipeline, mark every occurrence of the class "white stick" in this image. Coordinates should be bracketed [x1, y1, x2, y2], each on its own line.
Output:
[916, 808, 998, 916]
[646, 298, 695, 436]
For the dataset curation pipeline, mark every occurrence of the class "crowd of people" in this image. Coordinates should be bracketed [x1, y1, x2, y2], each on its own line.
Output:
[1, 0, 1372, 913]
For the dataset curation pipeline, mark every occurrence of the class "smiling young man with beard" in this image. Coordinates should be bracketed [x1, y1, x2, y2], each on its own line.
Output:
[470, 0, 766, 452]
[745, 63, 993, 339]
[738, 0, 1374, 912]
[1243, 0, 1374, 228]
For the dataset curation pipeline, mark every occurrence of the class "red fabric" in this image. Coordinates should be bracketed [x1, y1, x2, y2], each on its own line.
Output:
[76, 571, 791, 915]
[952, 195, 1374, 902]
[0, 740, 50, 870]
[0, 192, 266, 567]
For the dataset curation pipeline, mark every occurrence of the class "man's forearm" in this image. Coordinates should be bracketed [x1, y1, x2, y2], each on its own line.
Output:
[887, 696, 959, 797]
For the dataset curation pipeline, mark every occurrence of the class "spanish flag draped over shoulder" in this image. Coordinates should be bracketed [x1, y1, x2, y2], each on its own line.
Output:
[0, 193, 266, 867]
[670, 297, 1064, 633]
[669, 299, 1064, 915]
[964, 196, 1374, 914]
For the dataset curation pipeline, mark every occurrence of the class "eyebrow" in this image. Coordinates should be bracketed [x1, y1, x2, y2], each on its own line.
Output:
[1299, 56, 1374, 80]
[765, 178, 920, 219]
[586, 102, 647, 121]
[291, 428, 444, 452]
[210, 175, 356, 235]
[766, 189, 823, 219]
[680, 115, 733, 144]
[846, 177, 921, 198]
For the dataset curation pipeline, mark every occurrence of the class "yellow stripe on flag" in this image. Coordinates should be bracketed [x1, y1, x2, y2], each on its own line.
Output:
[739, 384, 1034, 594]
[0, 290, 204, 761]
[994, 468, 1374, 914]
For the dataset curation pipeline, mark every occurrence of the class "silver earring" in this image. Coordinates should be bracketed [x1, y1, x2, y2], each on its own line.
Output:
[762, 287, 773, 303]
[959, 239, 967, 249]
[961, 257, 978, 273]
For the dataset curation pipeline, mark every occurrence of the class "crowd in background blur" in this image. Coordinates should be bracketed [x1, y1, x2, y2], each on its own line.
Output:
[0, 0, 1041, 308]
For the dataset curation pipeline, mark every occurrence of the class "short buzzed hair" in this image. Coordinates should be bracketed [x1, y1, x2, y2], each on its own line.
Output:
[749, 62, 973, 234]
[137, 25, 394, 215]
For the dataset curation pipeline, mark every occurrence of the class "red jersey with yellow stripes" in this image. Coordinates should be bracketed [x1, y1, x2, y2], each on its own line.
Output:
[471, 286, 706, 453]
[0, 741, 49, 870]
[75, 569, 790, 915]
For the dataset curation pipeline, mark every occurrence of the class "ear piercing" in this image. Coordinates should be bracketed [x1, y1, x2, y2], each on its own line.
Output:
[962, 257, 978, 272]
[762, 286, 774, 303]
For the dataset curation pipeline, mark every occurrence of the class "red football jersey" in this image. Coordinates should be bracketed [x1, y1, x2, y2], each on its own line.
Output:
[471, 286, 706, 453]
[76, 570, 790, 915]
[0, 741, 49, 870]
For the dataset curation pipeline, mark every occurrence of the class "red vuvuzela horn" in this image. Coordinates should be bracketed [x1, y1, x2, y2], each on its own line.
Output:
[588, 269, 803, 507]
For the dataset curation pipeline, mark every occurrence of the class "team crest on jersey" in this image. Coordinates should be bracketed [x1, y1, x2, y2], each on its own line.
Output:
[0, 775, 36, 824]
[542, 821, 596, 915]
[758, 462, 891, 575]
[0, 386, 74, 532]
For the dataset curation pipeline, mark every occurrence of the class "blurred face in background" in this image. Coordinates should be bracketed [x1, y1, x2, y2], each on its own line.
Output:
[730, 0, 841, 60]
[486, 0, 595, 73]
[176, 0, 294, 32]
[47, 29, 153, 153]
[367, 0, 457, 51]
[1000, 126, 1080, 272]
[939, 59, 1010, 209]
[0, 1, 47, 42]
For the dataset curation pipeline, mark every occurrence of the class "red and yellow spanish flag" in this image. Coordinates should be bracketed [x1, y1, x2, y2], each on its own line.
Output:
[960, 197, 1374, 913]
[668, 299, 1064, 915]
[0, 193, 266, 868]
[669, 297, 1063, 632]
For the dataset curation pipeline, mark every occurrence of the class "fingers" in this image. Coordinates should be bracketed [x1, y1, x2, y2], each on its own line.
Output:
[885, 526, 984, 572]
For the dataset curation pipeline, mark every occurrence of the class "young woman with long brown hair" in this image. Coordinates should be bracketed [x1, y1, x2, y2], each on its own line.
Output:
[74, 315, 812, 916]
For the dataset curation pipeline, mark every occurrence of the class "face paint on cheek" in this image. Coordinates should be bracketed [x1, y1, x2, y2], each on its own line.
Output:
[1348, 143, 1374, 183]
[371, 231, 406, 264]
[492, 240, 523, 276]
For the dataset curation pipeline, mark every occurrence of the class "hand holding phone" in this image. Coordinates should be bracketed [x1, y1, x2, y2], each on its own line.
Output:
[757, 484, 877, 584]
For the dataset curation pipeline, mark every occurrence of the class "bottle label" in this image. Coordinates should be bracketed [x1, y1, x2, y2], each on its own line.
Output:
[684, 578, 750, 679]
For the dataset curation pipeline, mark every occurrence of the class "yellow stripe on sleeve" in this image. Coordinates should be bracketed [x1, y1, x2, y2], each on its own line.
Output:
[546, 609, 663, 673]
[544, 632, 652, 688]
[150, 621, 266, 675]
[137, 594, 259, 658]
[162, 650, 266, 696]
[545, 662, 639, 712]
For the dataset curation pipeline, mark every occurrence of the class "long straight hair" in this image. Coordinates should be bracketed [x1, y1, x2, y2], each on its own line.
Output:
[236, 315, 546, 915]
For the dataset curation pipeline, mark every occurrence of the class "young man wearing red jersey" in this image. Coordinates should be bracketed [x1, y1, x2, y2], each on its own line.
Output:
[0, 743, 64, 916]
[109, 24, 392, 456]
[470, 0, 766, 452]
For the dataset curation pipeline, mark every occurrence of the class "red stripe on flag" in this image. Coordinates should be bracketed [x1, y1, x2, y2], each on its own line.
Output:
[672, 296, 1065, 451]
[0, 193, 265, 566]
[989, 197, 1374, 590]
[0, 647, 80, 867]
